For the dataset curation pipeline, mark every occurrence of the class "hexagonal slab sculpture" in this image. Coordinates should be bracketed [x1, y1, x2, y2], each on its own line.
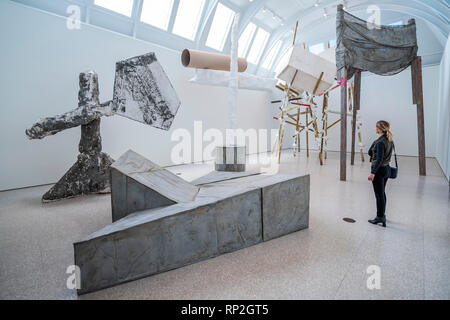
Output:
[112, 53, 181, 130]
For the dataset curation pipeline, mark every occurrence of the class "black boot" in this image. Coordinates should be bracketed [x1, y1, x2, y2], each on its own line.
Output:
[368, 216, 386, 227]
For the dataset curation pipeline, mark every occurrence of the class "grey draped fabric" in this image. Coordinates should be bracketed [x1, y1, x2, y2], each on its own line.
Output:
[336, 6, 418, 79]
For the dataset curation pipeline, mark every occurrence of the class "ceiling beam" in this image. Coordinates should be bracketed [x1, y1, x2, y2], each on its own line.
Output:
[261, 0, 449, 74]
[237, 0, 269, 36]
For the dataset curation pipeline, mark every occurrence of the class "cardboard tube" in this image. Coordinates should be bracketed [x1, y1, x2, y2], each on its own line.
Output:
[181, 49, 247, 72]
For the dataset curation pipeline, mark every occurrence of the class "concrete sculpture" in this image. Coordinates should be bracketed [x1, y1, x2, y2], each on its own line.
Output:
[74, 150, 310, 295]
[26, 71, 114, 202]
[277, 46, 336, 95]
[26, 53, 180, 202]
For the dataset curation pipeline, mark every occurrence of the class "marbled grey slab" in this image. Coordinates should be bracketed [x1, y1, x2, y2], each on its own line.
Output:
[191, 170, 261, 186]
[111, 150, 199, 203]
[112, 53, 181, 130]
[111, 168, 176, 222]
[74, 171, 309, 295]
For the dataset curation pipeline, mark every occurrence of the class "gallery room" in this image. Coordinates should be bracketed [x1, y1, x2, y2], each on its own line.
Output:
[0, 0, 449, 302]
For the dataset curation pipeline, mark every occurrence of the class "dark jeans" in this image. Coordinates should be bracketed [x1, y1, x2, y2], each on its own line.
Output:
[372, 166, 390, 218]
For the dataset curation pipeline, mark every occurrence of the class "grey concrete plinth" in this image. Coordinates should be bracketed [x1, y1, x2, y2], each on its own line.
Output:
[215, 146, 246, 172]
[74, 151, 309, 295]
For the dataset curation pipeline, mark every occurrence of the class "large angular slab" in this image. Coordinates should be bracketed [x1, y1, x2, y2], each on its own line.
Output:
[277, 46, 336, 94]
[191, 170, 261, 186]
[74, 172, 309, 295]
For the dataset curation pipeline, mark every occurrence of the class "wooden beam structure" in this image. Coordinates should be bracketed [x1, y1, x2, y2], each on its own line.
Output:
[411, 56, 426, 176]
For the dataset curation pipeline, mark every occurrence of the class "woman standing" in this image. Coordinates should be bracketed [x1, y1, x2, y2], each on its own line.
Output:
[368, 121, 394, 227]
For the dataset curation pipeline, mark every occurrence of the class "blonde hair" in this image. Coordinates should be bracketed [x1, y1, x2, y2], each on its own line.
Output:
[376, 120, 393, 142]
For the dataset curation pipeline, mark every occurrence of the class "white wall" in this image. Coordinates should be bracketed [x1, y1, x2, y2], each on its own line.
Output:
[436, 36, 450, 183]
[0, 1, 272, 191]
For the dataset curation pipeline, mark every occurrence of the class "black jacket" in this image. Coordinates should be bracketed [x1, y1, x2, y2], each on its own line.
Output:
[368, 134, 393, 174]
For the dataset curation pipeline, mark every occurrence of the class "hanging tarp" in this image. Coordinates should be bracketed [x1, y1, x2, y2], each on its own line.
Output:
[336, 6, 418, 79]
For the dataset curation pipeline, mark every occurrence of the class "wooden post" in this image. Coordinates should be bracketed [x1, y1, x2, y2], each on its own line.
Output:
[306, 110, 309, 157]
[296, 107, 301, 153]
[411, 56, 426, 176]
[351, 71, 361, 165]
[339, 68, 347, 181]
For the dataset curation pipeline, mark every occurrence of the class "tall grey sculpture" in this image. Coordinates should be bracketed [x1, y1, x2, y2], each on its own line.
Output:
[26, 53, 181, 202]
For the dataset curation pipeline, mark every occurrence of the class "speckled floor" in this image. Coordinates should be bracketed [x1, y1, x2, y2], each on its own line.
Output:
[0, 150, 449, 300]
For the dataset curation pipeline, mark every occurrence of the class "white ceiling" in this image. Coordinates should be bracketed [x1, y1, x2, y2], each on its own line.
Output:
[11, 0, 450, 75]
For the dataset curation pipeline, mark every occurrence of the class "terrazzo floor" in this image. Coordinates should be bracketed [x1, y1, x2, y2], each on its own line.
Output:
[0, 150, 448, 300]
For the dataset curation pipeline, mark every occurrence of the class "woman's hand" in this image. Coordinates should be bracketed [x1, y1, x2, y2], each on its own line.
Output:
[368, 174, 375, 181]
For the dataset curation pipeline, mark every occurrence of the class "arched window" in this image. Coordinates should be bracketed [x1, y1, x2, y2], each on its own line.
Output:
[172, 0, 206, 40]
[261, 40, 282, 70]
[205, 3, 236, 51]
[93, 0, 133, 17]
[140, 0, 175, 31]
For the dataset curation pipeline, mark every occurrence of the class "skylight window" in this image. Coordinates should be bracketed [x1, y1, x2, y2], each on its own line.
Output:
[238, 23, 257, 57]
[94, 0, 134, 17]
[246, 28, 270, 65]
[140, 0, 174, 31]
[172, 0, 205, 40]
[205, 3, 235, 51]
[261, 40, 282, 70]
[274, 47, 293, 75]
[388, 20, 403, 26]
[309, 42, 325, 55]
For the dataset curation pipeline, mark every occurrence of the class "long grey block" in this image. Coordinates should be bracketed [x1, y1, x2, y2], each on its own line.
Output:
[74, 189, 263, 294]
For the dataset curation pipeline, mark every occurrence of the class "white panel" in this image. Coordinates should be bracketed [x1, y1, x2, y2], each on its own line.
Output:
[140, 0, 174, 30]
